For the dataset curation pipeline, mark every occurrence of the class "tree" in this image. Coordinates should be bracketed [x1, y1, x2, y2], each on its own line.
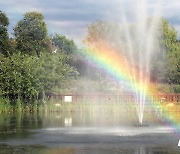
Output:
[161, 19, 180, 84]
[52, 34, 77, 54]
[83, 21, 121, 80]
[85, 19, 180, 85]
[153, 18, 180, 84]
[0, 10, 9, 56]
[161, 18, 179, 53]
[165, 45, 180, 84]
[51, 34, 83, 75]
[14, 12, 50, 56]
[84, 20, 120, 49]
[0, 52, 77, 102]
[0, 53, 40, 101]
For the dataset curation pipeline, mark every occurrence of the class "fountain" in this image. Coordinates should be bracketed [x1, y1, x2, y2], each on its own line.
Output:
[83, 0, 162, 126]
[112, 0, 161, 126]
[124, 0, 159, 127]
[86, 1, 161, 126]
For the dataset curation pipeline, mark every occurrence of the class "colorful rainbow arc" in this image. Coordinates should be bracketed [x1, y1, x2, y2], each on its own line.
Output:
[83, 44, 180, 132]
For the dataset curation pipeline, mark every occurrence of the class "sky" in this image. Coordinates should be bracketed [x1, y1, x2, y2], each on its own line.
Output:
[0, 0, 180, 43]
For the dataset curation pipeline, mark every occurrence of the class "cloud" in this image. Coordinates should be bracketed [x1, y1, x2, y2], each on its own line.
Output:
[0, 0, 180, 41]
[0, 0, 108, 40]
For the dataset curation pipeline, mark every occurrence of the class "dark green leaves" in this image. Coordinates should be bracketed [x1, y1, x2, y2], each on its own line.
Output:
[0, 10, 9, 56]
[14, 12, 49, 56]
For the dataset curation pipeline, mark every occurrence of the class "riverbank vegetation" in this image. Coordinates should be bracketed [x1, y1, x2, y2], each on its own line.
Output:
[0, 10, 179, 111]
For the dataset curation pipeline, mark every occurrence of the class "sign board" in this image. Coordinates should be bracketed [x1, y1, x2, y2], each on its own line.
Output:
[64, 96, 72, 102]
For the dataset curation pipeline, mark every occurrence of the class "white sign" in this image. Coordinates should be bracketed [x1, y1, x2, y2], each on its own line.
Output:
[178, 140, 180, 146]
[64, 96, 72, 102]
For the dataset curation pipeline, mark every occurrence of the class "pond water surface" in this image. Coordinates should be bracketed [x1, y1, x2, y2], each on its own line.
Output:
[0, 109, 180, 154]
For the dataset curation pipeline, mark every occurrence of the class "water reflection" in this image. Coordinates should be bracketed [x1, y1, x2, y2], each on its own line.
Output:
[64, 117, 72, 127]
[0, 111, 177, 139]
[0, 144, 179, 154]
[0, 111, 179, 154]
[135, 147, 146, 154]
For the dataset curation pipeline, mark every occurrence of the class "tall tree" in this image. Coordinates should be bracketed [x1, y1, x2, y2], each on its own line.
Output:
[0, 10, 9, 56]
[14, 12, 50, 56]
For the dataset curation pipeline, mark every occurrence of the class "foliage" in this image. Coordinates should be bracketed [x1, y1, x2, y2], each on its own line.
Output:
[84, 19, 180, 85]
[51, 34, 86, 77]
[0, 10, 9, 56]
[0, 52, 77, 102]
[173, 84, 180, 93]
[0, 9, 179, 111]
[84, 20, 120, 49]
[149, 18, 180, 84]
[36, 52, 78, 94]
[160, 18, 179, 53]
[159, 18, 180, 84]
[0, 96, 11, 113]
[0, 11, 79, 106]
[14, 12, 50, 56]
[0, 53, 41, 101]
[52, 34, 77, 54]
[83, 21, 114, 79]
[165, 48, 180, 84]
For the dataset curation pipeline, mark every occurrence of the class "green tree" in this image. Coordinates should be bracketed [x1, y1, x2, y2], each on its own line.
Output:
[162, 19, 180, 84]
[51, 34, 83, 75]
[152, 18, 180, 84]
[0, 10, 9, 56]
[52, 34, 77, 54]
[85, 19, 180, 85]
[0, 52, 77, 103]
[0, 53, 40, 101]
[14, 12, 50, 56]
[161, 18, 179, 53]
[165, 46, 180, 84]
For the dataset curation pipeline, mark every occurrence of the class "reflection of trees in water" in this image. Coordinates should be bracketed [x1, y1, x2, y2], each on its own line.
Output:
[0, 144, 48, 154]
[135, 147, 146, 154]
[0, 113, 43, 140]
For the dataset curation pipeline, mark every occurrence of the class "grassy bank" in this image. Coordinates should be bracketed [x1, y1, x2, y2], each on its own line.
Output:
[0, 95, 180, 114]
[0, 96, 38, 114]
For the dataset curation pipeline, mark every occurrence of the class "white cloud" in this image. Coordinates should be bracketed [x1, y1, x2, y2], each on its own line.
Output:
[0, 0, 180, 41]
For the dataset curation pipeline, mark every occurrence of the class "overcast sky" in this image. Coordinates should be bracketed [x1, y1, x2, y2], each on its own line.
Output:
[1, 0, 180, 43]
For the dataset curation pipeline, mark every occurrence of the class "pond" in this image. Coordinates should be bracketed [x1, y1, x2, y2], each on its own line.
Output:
[0, 106, 180, 154]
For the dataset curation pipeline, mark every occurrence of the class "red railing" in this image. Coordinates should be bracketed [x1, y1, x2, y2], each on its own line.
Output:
[52, 93, 180, 103]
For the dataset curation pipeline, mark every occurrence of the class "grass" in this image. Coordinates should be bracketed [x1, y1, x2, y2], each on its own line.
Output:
[0, 97, 12, 113]
[0, 96, 39, 114]
[0, 95, 180, 114]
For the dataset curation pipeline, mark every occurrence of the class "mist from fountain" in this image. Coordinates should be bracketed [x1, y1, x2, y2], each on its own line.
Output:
[115, 0, 161, 125]
[120, 0, 159, 125]
[84, 0, 162, 126]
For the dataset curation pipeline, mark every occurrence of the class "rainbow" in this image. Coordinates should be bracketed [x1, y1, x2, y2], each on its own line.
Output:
[83, 43, 180, 132]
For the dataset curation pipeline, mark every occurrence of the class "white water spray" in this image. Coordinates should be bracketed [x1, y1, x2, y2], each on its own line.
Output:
[116, 0, 162, 125]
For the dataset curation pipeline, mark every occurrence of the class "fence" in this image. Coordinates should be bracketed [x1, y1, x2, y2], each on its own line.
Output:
[52, 93, 180, 103]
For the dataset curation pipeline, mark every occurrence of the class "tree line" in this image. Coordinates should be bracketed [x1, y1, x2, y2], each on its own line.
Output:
[84, 19, 180, 92]
[0, 11, 78, 103]
[0, 10, 179, 105]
